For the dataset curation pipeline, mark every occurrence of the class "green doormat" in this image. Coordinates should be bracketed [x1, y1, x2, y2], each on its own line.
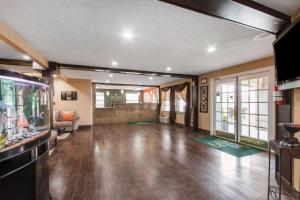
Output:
[128, 121, 157, 126]
[194, 136, 264, 157]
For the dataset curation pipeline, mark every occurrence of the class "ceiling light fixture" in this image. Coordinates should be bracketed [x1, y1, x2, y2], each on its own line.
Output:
[121, 89, 124, 94]
[106, 91, 110, 96]
[112, 61, 118, 66]
[207, 46, 217, 53]
[122, 30, 134, 39]
[22, 55, 31, 60]
[95, 69, 106, 72]
[108, 74, 114, 78]
[166, 67, 172, 71]
[149, 77, 153, 80]
[105, 80, 110, 83]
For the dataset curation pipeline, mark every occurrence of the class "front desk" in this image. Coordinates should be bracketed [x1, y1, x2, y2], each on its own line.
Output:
[0, 130, 51, 200]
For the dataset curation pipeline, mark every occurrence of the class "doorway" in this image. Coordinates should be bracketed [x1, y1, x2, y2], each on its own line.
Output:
[213, 71, 272, 149]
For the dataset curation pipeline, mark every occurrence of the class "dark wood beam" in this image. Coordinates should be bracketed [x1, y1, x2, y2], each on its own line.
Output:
[159, 0, 291, 34]
[0, 58, 32, 66]
[92, 82, 160, 88]
[57, 62, 196, 79]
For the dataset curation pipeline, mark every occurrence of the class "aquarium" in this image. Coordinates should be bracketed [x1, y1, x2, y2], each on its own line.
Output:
[0, 72, 50, 150]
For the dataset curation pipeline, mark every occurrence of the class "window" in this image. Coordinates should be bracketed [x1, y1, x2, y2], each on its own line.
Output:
[95, 92, 105, 108]
[126, 93, 139, 104]
[175, 93, 186, 113]
[162, 90, 170, 111]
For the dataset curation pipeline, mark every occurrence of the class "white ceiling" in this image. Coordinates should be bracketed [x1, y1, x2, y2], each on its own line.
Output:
[254, 0, 300, 15]
[0, 0, 282, 76]
[61, 69, 181, 86]
[0, 40, 25, 60]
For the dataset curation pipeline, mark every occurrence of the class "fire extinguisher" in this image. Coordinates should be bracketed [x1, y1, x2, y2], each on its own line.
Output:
[273, 82, 284, 105]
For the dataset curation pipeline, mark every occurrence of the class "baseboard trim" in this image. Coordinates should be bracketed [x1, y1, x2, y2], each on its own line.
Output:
[197, 128, 210, 135]
[79, 125, 92, 129]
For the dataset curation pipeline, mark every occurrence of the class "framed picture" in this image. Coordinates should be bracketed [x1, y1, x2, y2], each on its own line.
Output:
[201, 77, 207, 84]
[61, 91, 77, 100]
[200, 86, 208, 113]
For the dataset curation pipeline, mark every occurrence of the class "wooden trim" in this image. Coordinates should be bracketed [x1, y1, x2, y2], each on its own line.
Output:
[0, 20, 48, 68]
[92, 82, 160, 88]
[0, 58, 32, 66]
[159, 0, 290, 34]
[58, 62, 196, 79]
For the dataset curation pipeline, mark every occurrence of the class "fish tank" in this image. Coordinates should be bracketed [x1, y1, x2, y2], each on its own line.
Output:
[0, 70, 50, 150]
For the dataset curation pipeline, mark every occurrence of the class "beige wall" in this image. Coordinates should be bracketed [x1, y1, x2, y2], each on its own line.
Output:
[160, 78, 192, 125]
[198, 57, 275, 130]
[292, 9, 300, 191]
[53, 78, 92, 126]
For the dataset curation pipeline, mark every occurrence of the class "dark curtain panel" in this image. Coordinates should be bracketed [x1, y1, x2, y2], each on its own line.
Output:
[169, 88, 176, 124]
[161, 83, 191, 126]
[185, 83, 190, 127]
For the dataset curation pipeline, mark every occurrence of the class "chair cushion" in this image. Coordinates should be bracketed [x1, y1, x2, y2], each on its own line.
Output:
[61, 111, 74, 121]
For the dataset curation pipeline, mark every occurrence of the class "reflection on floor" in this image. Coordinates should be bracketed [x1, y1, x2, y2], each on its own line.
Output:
[49, 124, 275, 200]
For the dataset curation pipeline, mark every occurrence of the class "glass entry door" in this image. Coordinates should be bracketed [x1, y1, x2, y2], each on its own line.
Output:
[238, 74, 270, 149]
[213, 72, 272, 149]
[214, 78, 237, 141]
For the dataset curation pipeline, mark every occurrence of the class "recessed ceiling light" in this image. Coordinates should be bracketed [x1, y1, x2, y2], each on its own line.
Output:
[112, 61, 118, 66]
[121, 89, 124, 94]
[207, 46, 217, 53]
[166, 67, 172, 71]
[108, 74, 114, 78]
[22, 55, 31, 60]
[95, 69, 106, 72]
[105, 80, 110, 83]
[149, 77, 153, 80]
[122, 30, 134, 39]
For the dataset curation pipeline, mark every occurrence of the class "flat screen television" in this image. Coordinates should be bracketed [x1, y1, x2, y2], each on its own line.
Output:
[274, 16, 300, 88]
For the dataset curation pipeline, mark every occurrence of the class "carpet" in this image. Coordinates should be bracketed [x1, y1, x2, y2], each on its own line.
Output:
[128, 121, 157, 126]
[194, 136, 264, 157]
[57, 132, 70, 140]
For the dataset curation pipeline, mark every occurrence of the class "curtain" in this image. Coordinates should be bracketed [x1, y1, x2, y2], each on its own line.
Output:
[174, 83, 190, 127]
[160, 87, 170, 116]
[160, 83, 190, 127]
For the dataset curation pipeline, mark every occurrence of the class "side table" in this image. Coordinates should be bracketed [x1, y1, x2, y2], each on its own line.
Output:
[268, 140, 300, 200]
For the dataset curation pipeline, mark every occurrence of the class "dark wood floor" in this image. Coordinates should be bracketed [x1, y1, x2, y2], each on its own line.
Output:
[48, 124, 278, 200]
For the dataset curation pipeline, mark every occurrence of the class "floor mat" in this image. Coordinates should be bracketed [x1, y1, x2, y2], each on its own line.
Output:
[194, 136, 264, 157]
[127, 121, 157, 126]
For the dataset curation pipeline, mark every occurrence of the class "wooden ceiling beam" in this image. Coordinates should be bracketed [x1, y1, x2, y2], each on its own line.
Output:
[0, 20, 48, 68]
[159, 0, 291, 34]
[0, 58, 32, 66]
[58, 62, 196, 79]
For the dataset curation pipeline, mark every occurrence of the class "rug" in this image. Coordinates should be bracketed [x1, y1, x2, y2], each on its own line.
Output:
[57, 132, 70, 140]
[128, 121, 157, 126]
[194, 136, 264, 157]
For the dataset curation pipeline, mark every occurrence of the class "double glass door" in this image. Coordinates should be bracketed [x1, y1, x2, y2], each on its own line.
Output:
[214, 72, 271, 149]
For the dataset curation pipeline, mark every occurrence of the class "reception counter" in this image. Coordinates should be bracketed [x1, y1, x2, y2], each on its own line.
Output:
[0, 130, 51, 200]
[93, 103, 159, 125]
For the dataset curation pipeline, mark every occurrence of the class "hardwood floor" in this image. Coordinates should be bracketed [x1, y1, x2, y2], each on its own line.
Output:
[48, 124, 277, 200]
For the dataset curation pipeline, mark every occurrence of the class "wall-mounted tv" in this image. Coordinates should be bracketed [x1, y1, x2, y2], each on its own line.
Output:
[274, 17, 300, 89]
